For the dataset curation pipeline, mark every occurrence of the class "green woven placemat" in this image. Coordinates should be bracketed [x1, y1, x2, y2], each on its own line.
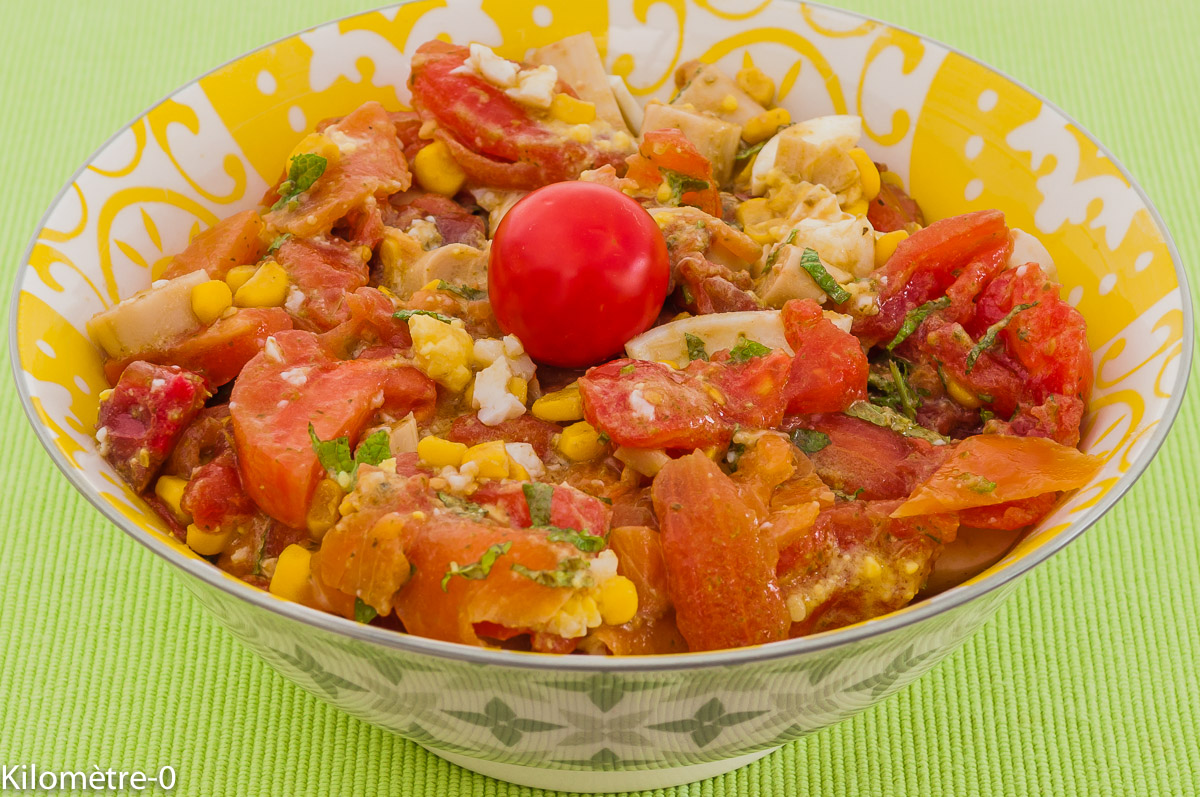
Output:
[2, 1, 1196, 794]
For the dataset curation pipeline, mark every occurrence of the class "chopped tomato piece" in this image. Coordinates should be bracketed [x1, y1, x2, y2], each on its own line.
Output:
[970, 263, 1093, 404]
[853, 210, 1008, 348]
[446, 414, 561, 458]
[866, 180, 925, 234]
[687, 348, 792, 429]
[181, 450, 256, 531]
[103, 307, 293, 387]
[781, 298, 868, 413]
[785, 413, 950, 501]
[468, 481, 612, 536]
[675, 255, 760, 315]
[893, 434, 1103, 518]
[274, 236, 369, 332]
[264, 101, 411, 237]
[385, 193, 487, 248]
[229, 330, 436, 528]
[913, 315, 1032, 420]
[987, 393, 1086, 448]
[162, 209, 265, 281]
[652, 452, 790, 651]
[626, 129, 722, 217]
[729, 434, 797, 521]
[956, 492, 1060, 530]
[409, 41, 631, 190]
[320, 287, 412, 358]
[96, 362, 210, 492]
[777, 499, 957, 635]
[580, 359, 729, 449]
[607, 525, 671, 621]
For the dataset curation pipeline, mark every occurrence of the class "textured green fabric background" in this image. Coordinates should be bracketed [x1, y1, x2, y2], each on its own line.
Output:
[2, 1, 1197, 794]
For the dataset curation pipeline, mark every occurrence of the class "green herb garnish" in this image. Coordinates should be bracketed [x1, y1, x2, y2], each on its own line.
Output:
[436, 280, 487, 301]
[888, 359, 920, 421]
[965, 302, 1038, 373]
[734, 138, 768, 165]
[799, 247, 851, 304]
[729, 335, 771, 363]
[354, 598, 378, 624]
[725, 439, 746, 472]
[441, 541, 511, 591]
[661, 168, 710, 207]
[844, 400, 949, 445]
[763, 229, 798, 274]
[354, 430, 392, 467]
[684, 333, 709, 362]
[308, 425, 391, 488]
[833, 487, 865, 501]
[790, 428, 831, 454]
[886, 296, 951, 351]
[522, 482, 555, 527]
[271, 153, 327, 211]
[545, 527, 606, 553]
[393, 309, 455, 324]
[437, 491, 487, 520]
[266, 233, 291, 254]
[511, 558, 593, 589]
[979, 408, 996, 424]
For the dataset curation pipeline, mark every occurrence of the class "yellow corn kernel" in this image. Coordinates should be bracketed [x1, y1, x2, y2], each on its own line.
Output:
[233, 261, 290, 308]
[880, 170, 905, 189]
[735, 197, 772, 230]
[307, 478, 344, 541]
[531, 383, 584, 422]
[154, 475, 190, 524]
[417, 436, 467, 468]
[270, 544, 314, 603]
[507, 376, 528, 405]
[186, 523, 235, 556]
[191, 279, 233, 325]
[718, 93, 739, 114]
[558, 421, 607, 462]
[736, 65, 775, 106]
[288, 132, 341, 170]
[462, 440, 510, 480]
[741, 108, 791, 144]
[843, 198, 869, 217]
[509, 459, 530, 481]
[849, 147, 881, 201]
[98, 388, 113, 402]
[550, 92, 597, 125]
[412, 140, 467, 197]
[874, 229, 909, 269]
[224, 264, 258, 294]
[598, 575, 639, 626]
[945, 376, 982, 409]
[408, 314, 474, 392]
[655, 181, 673, 204]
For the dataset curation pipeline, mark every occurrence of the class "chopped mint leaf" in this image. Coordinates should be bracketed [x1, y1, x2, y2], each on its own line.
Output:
[266, 233, 291, 254]
[729, 335, 771, 363]
[887, 296, 951, 351]
[763, 229, 798, 274]
[354, 598, 377, 624]
[511, 557, 593, 589]
[393, 309, 455, 324]
[959, 471, 998, 494]
[799, 248, 851, 304]
[734, 138, 768, 164]
[888, 359, 920, 421]
[790, 428, 831, 454]
[522, 482, 555, 527]
[966, 302, 1038, 373]
[844, 400, 949, 445]
[661, 168, 710, 207]
[308, 424, 355, 479]
[441, 541, 511, 591]
[271, 153, 327, 211]
[354, 430, 392, 467]
[545, 526, 606, 553]
[684, 333, 709, 363]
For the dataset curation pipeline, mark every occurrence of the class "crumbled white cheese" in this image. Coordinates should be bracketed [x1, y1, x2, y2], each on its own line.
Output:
[284, 285, 305, 314]
[628, 385, 656, 421]
[505, 443, 545, 479]
[150, 378, 166, 391]
[279, 367, 308, 387]
[505, 64, 558, 109]
[454, 42, 519, 88]
[473, 356, 525, 426]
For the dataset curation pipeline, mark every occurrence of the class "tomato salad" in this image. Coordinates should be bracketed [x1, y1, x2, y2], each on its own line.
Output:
[87, 36, 1102, 654]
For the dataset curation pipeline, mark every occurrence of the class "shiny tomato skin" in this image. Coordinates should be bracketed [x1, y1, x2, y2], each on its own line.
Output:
[489, 182, 670, 367]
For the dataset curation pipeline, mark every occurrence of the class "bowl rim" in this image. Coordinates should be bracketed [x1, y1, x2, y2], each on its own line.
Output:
[10, 0, 1194, 673]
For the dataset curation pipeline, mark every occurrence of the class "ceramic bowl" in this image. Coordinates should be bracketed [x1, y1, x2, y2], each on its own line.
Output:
[11, 1, 1192, 791]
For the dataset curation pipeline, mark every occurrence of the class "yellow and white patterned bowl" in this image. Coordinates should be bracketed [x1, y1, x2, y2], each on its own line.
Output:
[10, 1, 1192, 791]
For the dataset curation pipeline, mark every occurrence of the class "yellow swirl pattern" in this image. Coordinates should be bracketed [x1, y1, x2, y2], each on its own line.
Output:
[12, 0, 1186, 611]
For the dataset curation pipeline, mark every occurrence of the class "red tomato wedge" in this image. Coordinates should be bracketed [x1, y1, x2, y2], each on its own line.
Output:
[104, 307, 294, 387]
[781, 298, 868, 414]
[181, 451, 256, 531]
[686, 348, 792, 429]
[468, 481, 612, 536]
[853, 210, 1008, 347]
[867, 180, 925, 235]
[229, 330, 436, 528]
[162, 209, 265, 281]
[580, 359, 729, 449]
[893, 434, 1103, 518]
[264, 101, 411, 237]
[274, 235, 369, 332]
[408, 41, 631, 189]
[626, 129, 722, 217]
[652, 452, 791, 651]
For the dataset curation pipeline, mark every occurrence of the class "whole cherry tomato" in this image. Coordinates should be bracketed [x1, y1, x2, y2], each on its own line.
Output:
[488, 182, 670, 367]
